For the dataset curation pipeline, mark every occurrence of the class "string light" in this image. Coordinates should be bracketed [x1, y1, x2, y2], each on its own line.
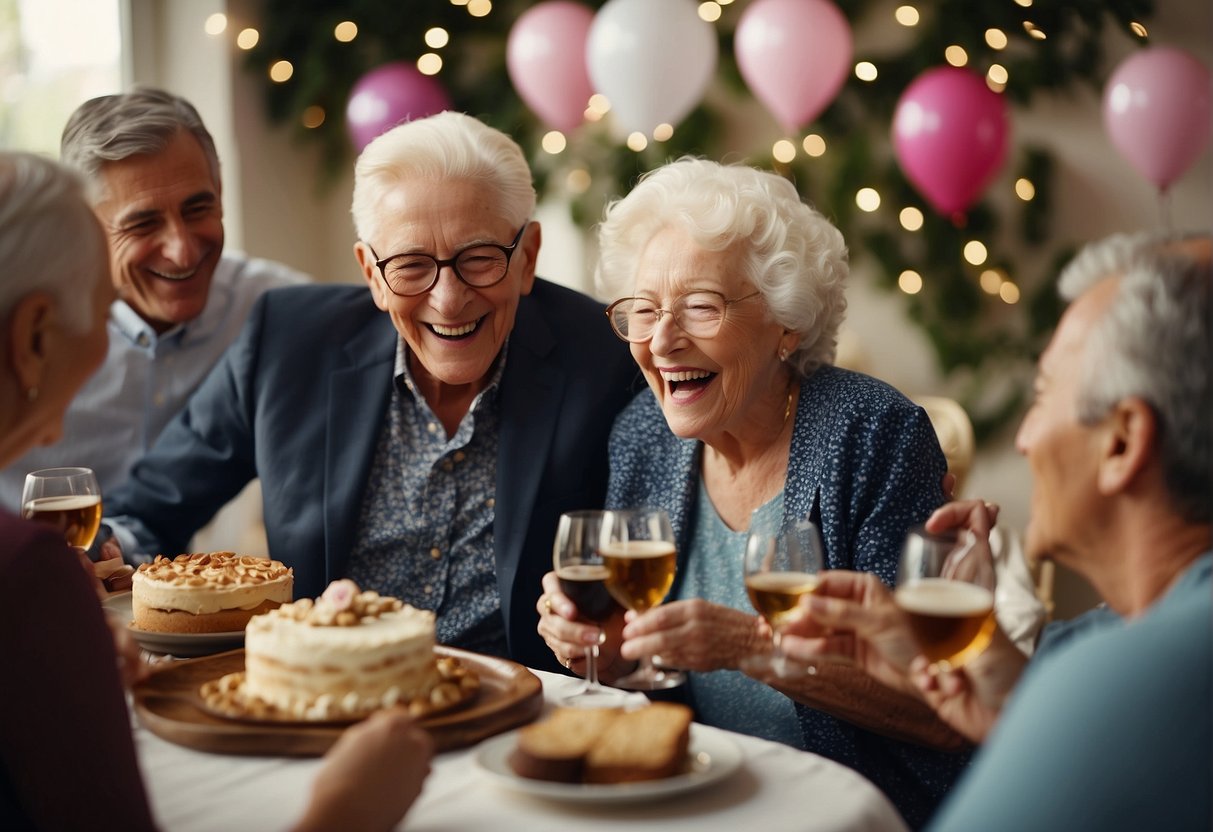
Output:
[899, 206, 924, 231]
[1014, 0, 1032, 6]
[541, 131, 566, 154]
[653, 123, 674, 142]
[980, 269, 1003, 294]
[204, 14, 227, 35]
[899, 270, 923, 294]
[894, 5, 919, 26]
[1024, 21, 1047, 40]
[1015, 178, 1036, 201]
[773, 140, 796, 163]
[856, 188, 881, 212]
[302, 106, 325, 128]
[964, 240, 988, 265]
[855, 61, 878, 82]
[1130, 21, 1148, 38]
[425, 28, 450, 48]
[333, 21, 357, 42]
[988, 64, 1008, 85]
[566, 168, 591, 194]
[626, 132, 648, 152]
[417, 53, 442, 75]
[269, 60, 294, 83]
[945, 45, 968, 67]
[449, 0, 468, 5]
[236, 28, 260, 50]
[985, 28, 1007, 49]
[698, 2, 722, 22]
[467, 0, 491, 17]
[999, 282, 1021, 304]
[802, 134, 826, 157]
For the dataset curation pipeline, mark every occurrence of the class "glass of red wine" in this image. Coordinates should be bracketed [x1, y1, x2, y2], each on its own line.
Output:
[553, 510, 628, 707]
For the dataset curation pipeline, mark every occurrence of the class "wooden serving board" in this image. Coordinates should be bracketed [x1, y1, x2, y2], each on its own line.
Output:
[132, 646, 543, 757]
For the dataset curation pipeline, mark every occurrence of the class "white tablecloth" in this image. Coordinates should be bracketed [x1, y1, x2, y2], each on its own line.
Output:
[136, 669, 908, 832]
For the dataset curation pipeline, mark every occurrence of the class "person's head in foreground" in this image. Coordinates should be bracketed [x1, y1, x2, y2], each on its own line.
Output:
[61, 87, 224, 334]
[0, 152, 112, 463]
[596, 156, 847, 444]
[351, 111, 541, 406]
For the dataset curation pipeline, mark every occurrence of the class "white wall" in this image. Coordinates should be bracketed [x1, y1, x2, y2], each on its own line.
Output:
[139, 0, 1211, 615]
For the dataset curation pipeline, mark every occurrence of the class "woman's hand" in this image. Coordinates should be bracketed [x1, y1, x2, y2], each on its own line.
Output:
[536, 571, 629, 679]
[619, 598, 766, 673]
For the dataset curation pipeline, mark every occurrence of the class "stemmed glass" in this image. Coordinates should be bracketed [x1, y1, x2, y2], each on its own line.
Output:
[600, 507, 684, 691]
[743, 516, 825, 677]
[22, 467, 103, 550]
[552, 510, 628, 707]
[893, 524, 996, 671]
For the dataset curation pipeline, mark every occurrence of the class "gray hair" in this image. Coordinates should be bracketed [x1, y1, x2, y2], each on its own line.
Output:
[60, 87, 220, 202]
[594, 157, 848, 376]
[350, 111, 536, 244]
[1058, 231, 1211, 523]
[0, 152, 107, 332]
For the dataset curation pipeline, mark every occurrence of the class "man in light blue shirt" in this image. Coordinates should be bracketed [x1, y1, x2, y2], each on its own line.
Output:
[0, 89, 306, 522]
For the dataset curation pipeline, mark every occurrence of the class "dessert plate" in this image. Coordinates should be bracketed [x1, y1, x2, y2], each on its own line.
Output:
[474, 725, 742, 803]
[103, 592, 244, 658]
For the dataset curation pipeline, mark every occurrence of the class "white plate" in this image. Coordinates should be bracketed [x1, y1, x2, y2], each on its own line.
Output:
[102, 592, 244, 658]
[474, 724, 741, 803]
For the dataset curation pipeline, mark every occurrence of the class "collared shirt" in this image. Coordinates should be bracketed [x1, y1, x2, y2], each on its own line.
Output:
[345, 337, 509, 657]
[0, 253, 306, 511]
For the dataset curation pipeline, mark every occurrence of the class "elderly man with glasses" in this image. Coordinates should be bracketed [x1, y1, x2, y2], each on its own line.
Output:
[102, 112, 636, 670]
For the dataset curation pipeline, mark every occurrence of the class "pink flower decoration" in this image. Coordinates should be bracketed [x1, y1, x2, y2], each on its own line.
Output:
[321, 579, 358, 611]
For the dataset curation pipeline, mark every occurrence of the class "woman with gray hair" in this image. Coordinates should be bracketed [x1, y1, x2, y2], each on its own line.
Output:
[537, 157, 969, 827]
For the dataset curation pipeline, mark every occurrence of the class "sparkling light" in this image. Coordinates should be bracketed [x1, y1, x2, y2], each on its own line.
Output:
[699, 2, 722, 22]
[587, 94, 611, 115]
[894, 5, 919, 26]
[802, 134, 826, 157]
[945, 45, 968, 67]
[899, 270, 923, 294]
[899, 206, 924, 231]
[1024, 21, 1047, 40]
[856, 188, 881, 212]
[541, 131, 567, 154]
[988, 64, 1008, 85]
[417, 53, 443, 75]
[626, 132, 648, 152]
[467, 0, 492, 16]
[1130, 21, 1148, 38]
[1014, 0, 1032, 6]
[1000, 282, 1021, 304]
[204, 14, 227, 35]
[269, 60, 293, 83]
[567, 169, 591, 194]
[980, 269, 1003, 294]
[426, 28, 450, 48]
[334, 21, 358, 42]
[652, 123, 674, 142]
[855, 61, 878, 82]
[773, 140, 796, 163]
[1015, 178, 1036, 201]
[236, 28, 260, 50]
[302, 106, 326, 129]
[450, 0, 469, 5]
[985, 28, 1007, 49]
[964, 240, 988, 265]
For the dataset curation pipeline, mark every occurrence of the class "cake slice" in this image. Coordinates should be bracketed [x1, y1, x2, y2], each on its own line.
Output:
[585, 702, 693, 784]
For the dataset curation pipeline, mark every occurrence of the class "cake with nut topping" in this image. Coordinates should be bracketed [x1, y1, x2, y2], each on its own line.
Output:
[132, 552, 293, 634]
[241, 579, 456, 721]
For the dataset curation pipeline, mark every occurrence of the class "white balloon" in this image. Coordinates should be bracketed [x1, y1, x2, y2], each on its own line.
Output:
[587, 0, 718, 135]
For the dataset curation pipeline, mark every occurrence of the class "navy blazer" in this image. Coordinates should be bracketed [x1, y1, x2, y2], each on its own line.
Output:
[106, 279, 638, 670]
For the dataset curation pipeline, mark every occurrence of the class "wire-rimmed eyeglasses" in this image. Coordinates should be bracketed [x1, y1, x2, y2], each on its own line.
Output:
[605, 290, 762, 343]
[365, 221, 529, 297]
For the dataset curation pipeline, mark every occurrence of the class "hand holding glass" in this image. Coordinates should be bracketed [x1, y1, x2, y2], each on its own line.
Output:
[743, 517, 825, 677]
[22, 467, 102, 550]
[894, 524, 996, 671]
[600, 507, 684, 691]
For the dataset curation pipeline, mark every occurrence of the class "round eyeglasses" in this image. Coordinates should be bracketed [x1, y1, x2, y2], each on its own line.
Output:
[605, 290, 762, 343]
[366, 221, 528, 297]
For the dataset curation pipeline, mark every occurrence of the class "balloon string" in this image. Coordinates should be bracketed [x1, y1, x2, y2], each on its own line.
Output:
[1157, 189, 1174, 233]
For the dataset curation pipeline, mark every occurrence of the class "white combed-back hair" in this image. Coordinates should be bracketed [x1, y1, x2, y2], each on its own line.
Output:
[350, 111, 536, 245]
[594, 157, 848, 376]
[0, 152, 107, 332]
[1057, 231, 1211, 523]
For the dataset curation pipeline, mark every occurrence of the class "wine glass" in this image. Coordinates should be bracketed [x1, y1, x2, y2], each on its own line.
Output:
[893, 524, 996, 671]
[552, 510, 629, 708]
[22, 467, 103, 550]
[743, 516, 825, 677]
[600, 507, 684, 691]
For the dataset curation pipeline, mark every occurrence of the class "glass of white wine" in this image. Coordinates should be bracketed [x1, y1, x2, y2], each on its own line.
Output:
[893, 524, 996, 671]
[743, 517, 825, 677]
[22, 467, 102, 550]
[600, 507, 684, 691]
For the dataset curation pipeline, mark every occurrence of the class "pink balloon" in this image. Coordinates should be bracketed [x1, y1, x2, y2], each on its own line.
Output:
[346, 62, 452, 153]
[892, 67, 1009, 216]
[735, 0, 852, 133]
[507, 2, 595, 133]
[1103, 46, 1212, 192]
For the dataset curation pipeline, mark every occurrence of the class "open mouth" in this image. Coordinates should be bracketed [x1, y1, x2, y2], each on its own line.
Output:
[149, 266, 199, 282]
[662, 368, 716, 399]
[427, 316, 484, 340]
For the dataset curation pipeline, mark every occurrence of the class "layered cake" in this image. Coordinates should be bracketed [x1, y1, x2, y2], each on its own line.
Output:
[132, 552, 293, 634]
[229, 579, 476, 721]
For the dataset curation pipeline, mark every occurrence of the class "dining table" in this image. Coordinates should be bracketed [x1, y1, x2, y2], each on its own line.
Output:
[132, 656, 910, 832]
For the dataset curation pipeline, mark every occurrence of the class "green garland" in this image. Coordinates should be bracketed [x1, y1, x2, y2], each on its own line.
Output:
[245, 0, 1154, 440]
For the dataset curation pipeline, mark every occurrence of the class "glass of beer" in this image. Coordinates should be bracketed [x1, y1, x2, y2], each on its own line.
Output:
[22, 467, 103, 550]
[552, 510, 629, 707]
[894, 524, 996, 671]
[600, 507, 684, 691]
[744, 516, 825, 677]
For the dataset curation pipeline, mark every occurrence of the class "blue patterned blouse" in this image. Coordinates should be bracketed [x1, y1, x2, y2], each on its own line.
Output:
[607, 364, 972, 829]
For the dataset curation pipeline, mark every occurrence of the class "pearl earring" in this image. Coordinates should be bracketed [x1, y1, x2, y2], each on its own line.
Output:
[779, 349, 788, 362]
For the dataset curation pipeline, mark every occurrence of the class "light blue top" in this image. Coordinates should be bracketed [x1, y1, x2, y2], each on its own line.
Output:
[0, 253, 306, 511]
[929, 552, 1213, 832]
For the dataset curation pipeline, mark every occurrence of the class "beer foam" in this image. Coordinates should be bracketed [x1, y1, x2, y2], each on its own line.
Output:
[896, 578, 993, 616]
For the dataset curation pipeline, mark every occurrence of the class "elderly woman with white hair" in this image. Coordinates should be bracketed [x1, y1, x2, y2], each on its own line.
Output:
[538, 158, 970, 828]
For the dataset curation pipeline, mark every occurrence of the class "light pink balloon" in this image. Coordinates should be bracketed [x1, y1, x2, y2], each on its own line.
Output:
[892, 67, 1009, 216]
[735, 0, 852, 133]
[346, 62, 451, 153]
[507, 2, 595, 133]
[1103, 46, 1212, 192]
